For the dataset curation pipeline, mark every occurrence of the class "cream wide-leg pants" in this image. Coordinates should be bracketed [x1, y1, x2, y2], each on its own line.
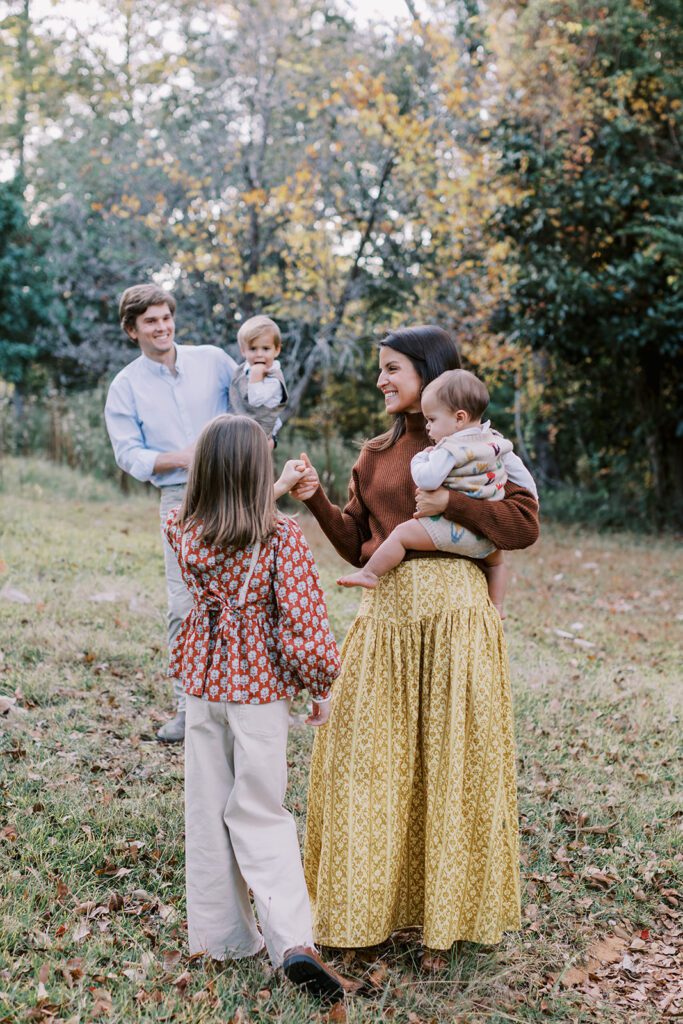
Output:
[184, 695, 314, 967]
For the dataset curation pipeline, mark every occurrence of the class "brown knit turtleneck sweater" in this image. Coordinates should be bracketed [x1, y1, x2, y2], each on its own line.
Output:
[305, 412, 540, 568]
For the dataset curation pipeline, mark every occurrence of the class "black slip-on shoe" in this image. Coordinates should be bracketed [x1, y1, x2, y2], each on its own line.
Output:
[282, 946, 360, 1000]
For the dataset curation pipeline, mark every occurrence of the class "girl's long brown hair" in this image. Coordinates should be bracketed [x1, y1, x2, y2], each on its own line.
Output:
[366, 325, 462, 451]
[178, 414, 276, 549]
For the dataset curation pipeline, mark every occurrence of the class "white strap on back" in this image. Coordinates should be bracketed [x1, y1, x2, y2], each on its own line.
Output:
[236, 541, 261, 608]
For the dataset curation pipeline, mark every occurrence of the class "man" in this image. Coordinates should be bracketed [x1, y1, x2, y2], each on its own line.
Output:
[105, 284, 237, 741]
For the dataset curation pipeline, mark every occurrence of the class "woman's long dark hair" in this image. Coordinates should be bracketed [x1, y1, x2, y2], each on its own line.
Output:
[366, 325, 461, 451]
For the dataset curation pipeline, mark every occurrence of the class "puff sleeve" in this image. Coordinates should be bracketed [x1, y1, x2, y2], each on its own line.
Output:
[273, 519, 341, 700]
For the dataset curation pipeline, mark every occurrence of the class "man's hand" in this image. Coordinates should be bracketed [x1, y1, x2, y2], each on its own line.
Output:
[289, 453, 320, 501]
[153, 442, 196, 475]
[413, 487, 449, 518]
[306, 699, 331, 727]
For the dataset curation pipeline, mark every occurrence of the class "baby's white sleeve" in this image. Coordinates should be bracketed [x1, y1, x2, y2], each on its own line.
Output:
[411, 447, 458, 490]
[247, 374, 285, 409]
[503, 451, 539, 500]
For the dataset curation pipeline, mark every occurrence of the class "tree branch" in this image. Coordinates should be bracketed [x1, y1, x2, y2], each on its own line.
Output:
[282, 152, 396, 420]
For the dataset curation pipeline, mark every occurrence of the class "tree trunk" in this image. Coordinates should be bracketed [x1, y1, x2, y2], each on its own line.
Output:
[16, 0, 30, 178]
[282, 154, 396, 422]
[634, 343, 671, 526]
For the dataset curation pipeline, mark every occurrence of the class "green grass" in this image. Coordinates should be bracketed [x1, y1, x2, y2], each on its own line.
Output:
[0, 457, 681, 1023]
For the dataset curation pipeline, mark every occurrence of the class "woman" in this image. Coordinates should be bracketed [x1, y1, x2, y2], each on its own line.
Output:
[292, 326, 539, 964]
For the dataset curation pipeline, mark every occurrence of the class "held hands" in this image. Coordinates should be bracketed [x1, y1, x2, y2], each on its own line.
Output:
[289, 453, 320, 502]
[305, 698, 331, 727]
[274, 459, 307, 500]
[413, 487, 449, 518]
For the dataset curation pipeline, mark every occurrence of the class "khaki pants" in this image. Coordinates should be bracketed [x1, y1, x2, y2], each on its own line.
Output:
[184, 696, 314, 967]
[159, 485, 193, 712]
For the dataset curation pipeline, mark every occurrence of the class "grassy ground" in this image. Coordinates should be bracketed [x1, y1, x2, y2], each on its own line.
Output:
[0, 457, 681, 1024]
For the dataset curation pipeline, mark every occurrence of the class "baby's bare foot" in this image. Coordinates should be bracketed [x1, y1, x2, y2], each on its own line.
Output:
[337, 569, 379, 589]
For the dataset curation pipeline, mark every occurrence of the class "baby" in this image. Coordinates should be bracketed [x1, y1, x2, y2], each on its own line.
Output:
[229, 315, 288, 441]
[338, 369, 536, 617]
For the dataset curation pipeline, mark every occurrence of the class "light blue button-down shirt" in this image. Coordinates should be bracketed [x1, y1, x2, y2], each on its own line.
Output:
[105, 344, 237, 488]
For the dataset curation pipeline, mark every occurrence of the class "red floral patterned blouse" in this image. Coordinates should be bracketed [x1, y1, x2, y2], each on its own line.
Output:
[164, 511, 341, 703]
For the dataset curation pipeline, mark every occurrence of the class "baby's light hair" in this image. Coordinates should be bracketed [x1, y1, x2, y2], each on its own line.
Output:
[237, 315, 282, 351]
[424, 369, 490, 421]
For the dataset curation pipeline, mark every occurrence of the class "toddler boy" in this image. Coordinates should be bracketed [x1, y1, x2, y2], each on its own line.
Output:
[229, 315, 288, 442]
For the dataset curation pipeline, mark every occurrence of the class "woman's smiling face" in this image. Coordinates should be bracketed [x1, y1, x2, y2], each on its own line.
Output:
[377, 346, 423, 414]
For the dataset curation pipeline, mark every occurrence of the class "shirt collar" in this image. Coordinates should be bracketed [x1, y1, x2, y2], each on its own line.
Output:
[141, 344, 182, 377]
[457, 420, 489, 438]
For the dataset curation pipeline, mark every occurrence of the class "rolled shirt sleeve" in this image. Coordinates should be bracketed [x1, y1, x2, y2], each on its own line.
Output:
[104, 376, 160, 482]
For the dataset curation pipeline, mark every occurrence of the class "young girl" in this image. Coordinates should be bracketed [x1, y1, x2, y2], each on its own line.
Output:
[338, 369, 536, 617]
[164, 414, 359, 999]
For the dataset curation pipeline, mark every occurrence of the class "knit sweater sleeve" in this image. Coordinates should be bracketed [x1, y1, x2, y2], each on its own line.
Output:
[443, 481, 539, 550]
[303, 460, 370, 568]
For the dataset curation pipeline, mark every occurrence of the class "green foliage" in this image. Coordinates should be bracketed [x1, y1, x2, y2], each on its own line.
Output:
[0, 178, 53, 390]
[491, 0, 683, 526]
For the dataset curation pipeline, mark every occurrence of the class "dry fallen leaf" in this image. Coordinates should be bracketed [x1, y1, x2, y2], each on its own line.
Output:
[36, 962, 49, 1003]
[32, 929, 52, 950]
[73, 921, 91, 944]
[324, 1002, 347, 1023]
[108, 893, 124, 912]
[0, 585, 31, 603]
[367, 960, 389, 988]
[90, 986, 113, 1016]
[162, 949, 182, 972]
[559, 965, 589, 988]
[172, 970, 191, 992]
[158, 903, 178, 923]
[587, 935, 627, 964]
[226, 1008, 247, 1024]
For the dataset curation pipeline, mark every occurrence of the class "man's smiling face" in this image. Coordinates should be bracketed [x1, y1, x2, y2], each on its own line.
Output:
[128, 303, 175, 360]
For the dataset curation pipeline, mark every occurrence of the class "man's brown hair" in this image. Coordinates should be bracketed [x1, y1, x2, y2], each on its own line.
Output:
[119, 284, 176, 333]
[424, 369, 490, 421]
[178, 415, 276, 550]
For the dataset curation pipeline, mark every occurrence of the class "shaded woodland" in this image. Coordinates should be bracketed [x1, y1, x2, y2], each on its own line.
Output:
[1, 0, 681, 525]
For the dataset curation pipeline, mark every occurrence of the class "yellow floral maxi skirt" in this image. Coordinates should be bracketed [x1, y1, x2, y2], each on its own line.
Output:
[304, 558, 521, 950]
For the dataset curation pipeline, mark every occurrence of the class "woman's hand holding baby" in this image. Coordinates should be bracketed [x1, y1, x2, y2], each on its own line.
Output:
[413, 487, 449, 518]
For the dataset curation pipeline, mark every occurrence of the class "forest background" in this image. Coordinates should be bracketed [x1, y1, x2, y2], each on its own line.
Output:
[0, 0, 682, 529]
